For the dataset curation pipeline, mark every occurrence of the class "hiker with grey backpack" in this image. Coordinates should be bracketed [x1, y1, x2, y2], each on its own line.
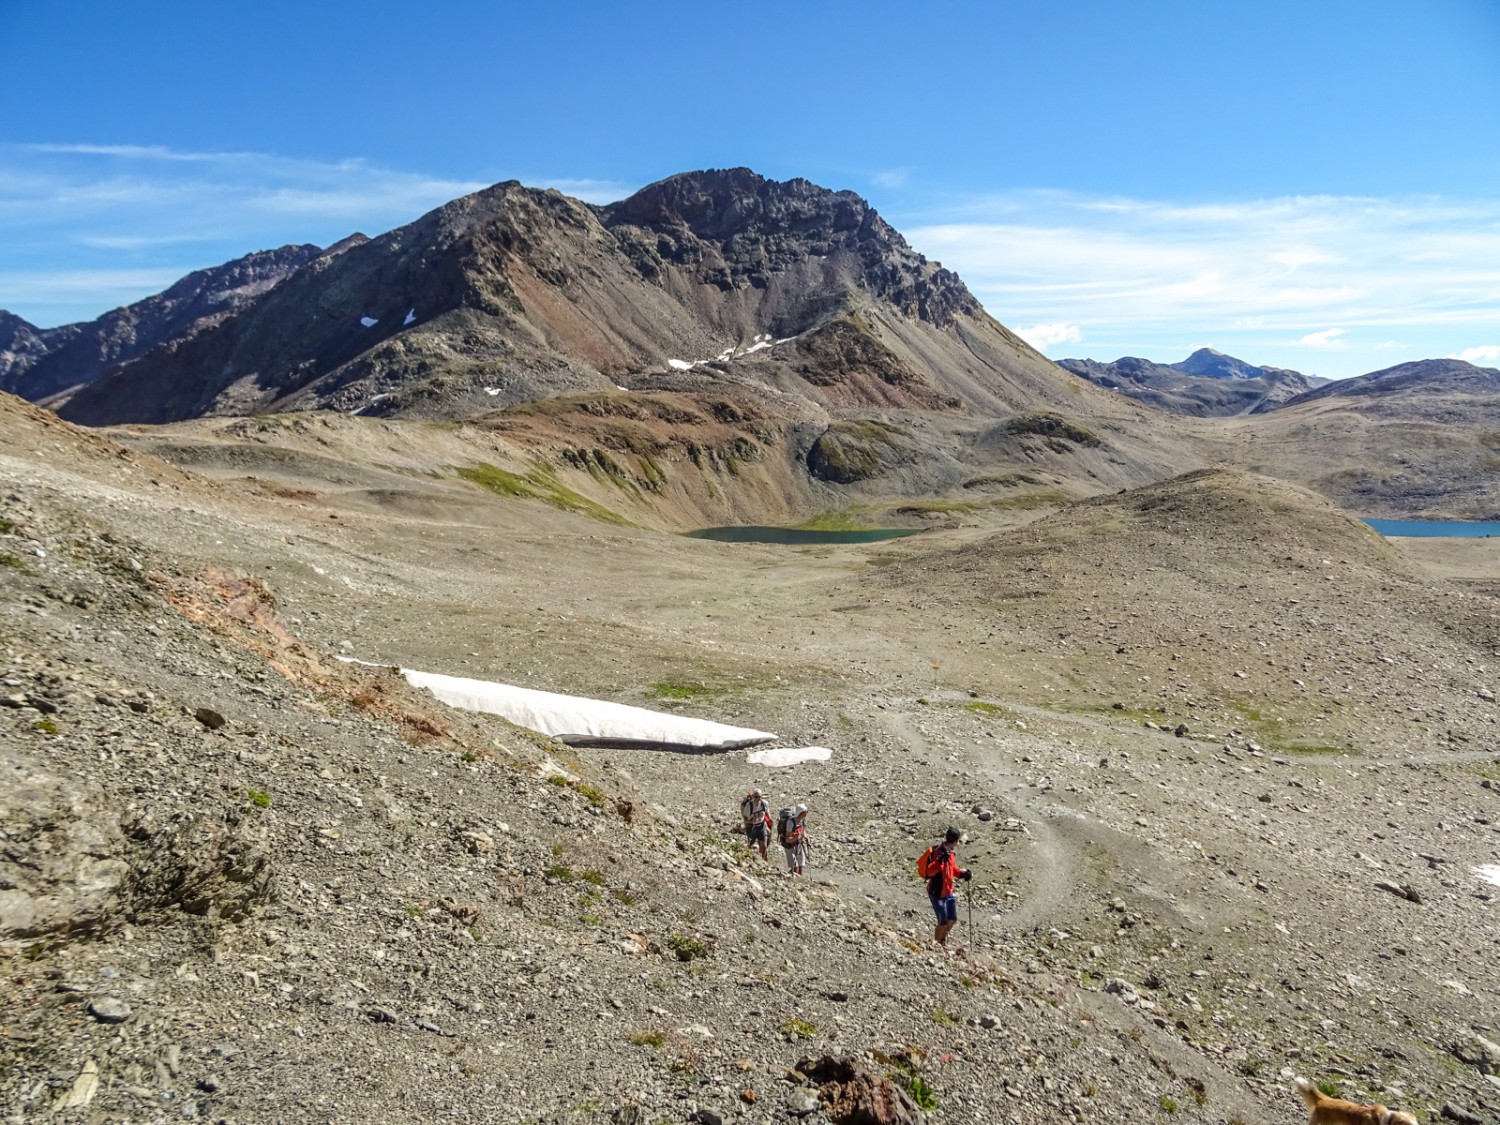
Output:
[777, 803, 810, 875]
[740, 788, 772, 861]
[917, 827, 972, 946]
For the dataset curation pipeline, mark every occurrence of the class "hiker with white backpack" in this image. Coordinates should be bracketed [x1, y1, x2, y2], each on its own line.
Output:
[740, 788, 772, 861]
[777, 803, 810, 875]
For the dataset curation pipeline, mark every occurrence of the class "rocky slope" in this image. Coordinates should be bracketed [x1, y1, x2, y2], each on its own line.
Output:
[1058, 350, 1319, 417]
[0, 311, 72, 389]
[3, 393, 1498, 1125]
[0, 243, 331, 404]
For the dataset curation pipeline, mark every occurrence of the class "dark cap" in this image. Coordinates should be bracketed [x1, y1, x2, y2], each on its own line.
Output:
[944, 827, 961, 843]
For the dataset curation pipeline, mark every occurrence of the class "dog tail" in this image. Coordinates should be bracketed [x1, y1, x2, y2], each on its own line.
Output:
[1294, 1076, 1322, 1108]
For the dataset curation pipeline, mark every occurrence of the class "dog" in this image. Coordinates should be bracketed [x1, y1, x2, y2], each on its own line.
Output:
[1294, 1076, 1418, 1125]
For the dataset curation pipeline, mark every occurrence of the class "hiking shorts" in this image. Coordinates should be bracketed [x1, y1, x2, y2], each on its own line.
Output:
[784, 841, 808, 870]
[746, 821, 768, 846]
[929, 890, 958, 925]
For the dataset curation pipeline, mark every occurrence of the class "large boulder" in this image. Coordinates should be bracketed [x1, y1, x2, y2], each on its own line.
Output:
[0, 751, 130, 944]
[795, 1055, 927, 1125]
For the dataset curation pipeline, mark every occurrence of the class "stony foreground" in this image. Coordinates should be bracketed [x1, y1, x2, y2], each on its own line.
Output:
[3, 399, 1499, 1124]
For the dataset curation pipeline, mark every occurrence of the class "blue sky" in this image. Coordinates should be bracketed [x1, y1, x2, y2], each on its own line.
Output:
[3, 0, 1498, 378]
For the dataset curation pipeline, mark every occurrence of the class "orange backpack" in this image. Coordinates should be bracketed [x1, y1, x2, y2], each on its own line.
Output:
[916, 845, 938, 878]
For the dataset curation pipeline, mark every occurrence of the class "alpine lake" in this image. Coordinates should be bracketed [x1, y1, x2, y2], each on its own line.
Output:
[684, 526, 923, 545]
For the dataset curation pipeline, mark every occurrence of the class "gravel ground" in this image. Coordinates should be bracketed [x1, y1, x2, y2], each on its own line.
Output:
[3, 396, 1499, 1125]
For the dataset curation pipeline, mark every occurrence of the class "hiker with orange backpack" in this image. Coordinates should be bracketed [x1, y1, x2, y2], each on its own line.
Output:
[918, 827, 972, 946]
[740, 788, 772, 861]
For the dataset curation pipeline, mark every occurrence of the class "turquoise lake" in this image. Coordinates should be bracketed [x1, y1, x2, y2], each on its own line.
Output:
[685, 526, 922, 545]
[1364, 518, 1500, 538]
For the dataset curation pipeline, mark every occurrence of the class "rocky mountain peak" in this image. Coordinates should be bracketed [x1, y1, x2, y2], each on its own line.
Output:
[606, 167, 885, 243]
[604, 169, 978, 329]
[1172, 348, 1253, 380]
[51, 169, 1028, 425]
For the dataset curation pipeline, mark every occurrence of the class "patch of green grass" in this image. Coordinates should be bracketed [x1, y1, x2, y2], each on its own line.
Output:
[1159, 1095, 1178, 1114]
[247, 789, 271, 809]
[930, 1010, 957, 1027]
[456, 461, 630, 525]
[1316, 1080, 1340, 1099]
[0, 517, 15, 534]
[638, 453, 667, 490]
[545, 864, 576, 882]
[1002, 413, 1102, 447]
[0, 553, 36, 575]
[964, 700, 1020, 720]
[780, 1018, 817, 1040]
[547, 773, 569, 787]
[31, 718, 59, 735]
[645, 680, 717, 701]
[806, 420, 905, 484]
[628, 1029, 665, 1049]
[794, 508, 877, 532]
[667, 933, 710, 962]
[578, 869, 606, 886]
[405, 904, 424, 919]
[580, 913, 602, 926]
[573, 783, 607, 808]
[906, 1075, 938, 1111]
[893, 499, 979, 516]
[611, 887, 640, 906]
[1224, 698, 1352, 754]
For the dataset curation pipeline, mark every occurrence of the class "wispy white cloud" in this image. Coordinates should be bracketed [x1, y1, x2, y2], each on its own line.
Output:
[0, 144, 607, 325]
[25, 143, 245, 162]
[899, 189, 1500, 377]
[1299, 328, 1346, 348]
[1, 145, 490, 233]
[0, 268, 186, 315]
[871, 167, 911, 190]
[1454, 345, 1500, 364]
[1017, 322, 1081, 348]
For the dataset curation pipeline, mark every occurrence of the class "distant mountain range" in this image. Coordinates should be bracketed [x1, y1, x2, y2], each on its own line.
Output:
[1057, 348, 1328, 416]
[32, 168, 1091, 427]
[0, 243, 335, 403]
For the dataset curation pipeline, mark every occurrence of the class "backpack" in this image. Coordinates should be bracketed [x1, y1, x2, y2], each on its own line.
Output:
[917, 843, 948, 880]
[777, 807, 798, 846]
[741, 794, 765, 823]
[916, 845, 936, 878]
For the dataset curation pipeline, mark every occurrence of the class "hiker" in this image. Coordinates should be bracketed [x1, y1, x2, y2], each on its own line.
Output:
[778, 803, 809, 875]
[920, 827, 972, 946]
[740, 788, 771, 860]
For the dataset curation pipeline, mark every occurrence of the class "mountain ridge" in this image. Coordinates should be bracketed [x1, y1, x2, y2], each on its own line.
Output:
[1058, 349, 1323, 416]
[1, 243, 329, 404]
[53, 169, 1136, 440]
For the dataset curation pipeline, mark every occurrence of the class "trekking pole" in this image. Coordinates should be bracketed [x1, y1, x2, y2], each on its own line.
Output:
[966, 880, 974, 947]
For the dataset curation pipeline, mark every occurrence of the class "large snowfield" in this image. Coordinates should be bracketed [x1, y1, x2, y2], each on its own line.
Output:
[368, 663, 779, 751]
